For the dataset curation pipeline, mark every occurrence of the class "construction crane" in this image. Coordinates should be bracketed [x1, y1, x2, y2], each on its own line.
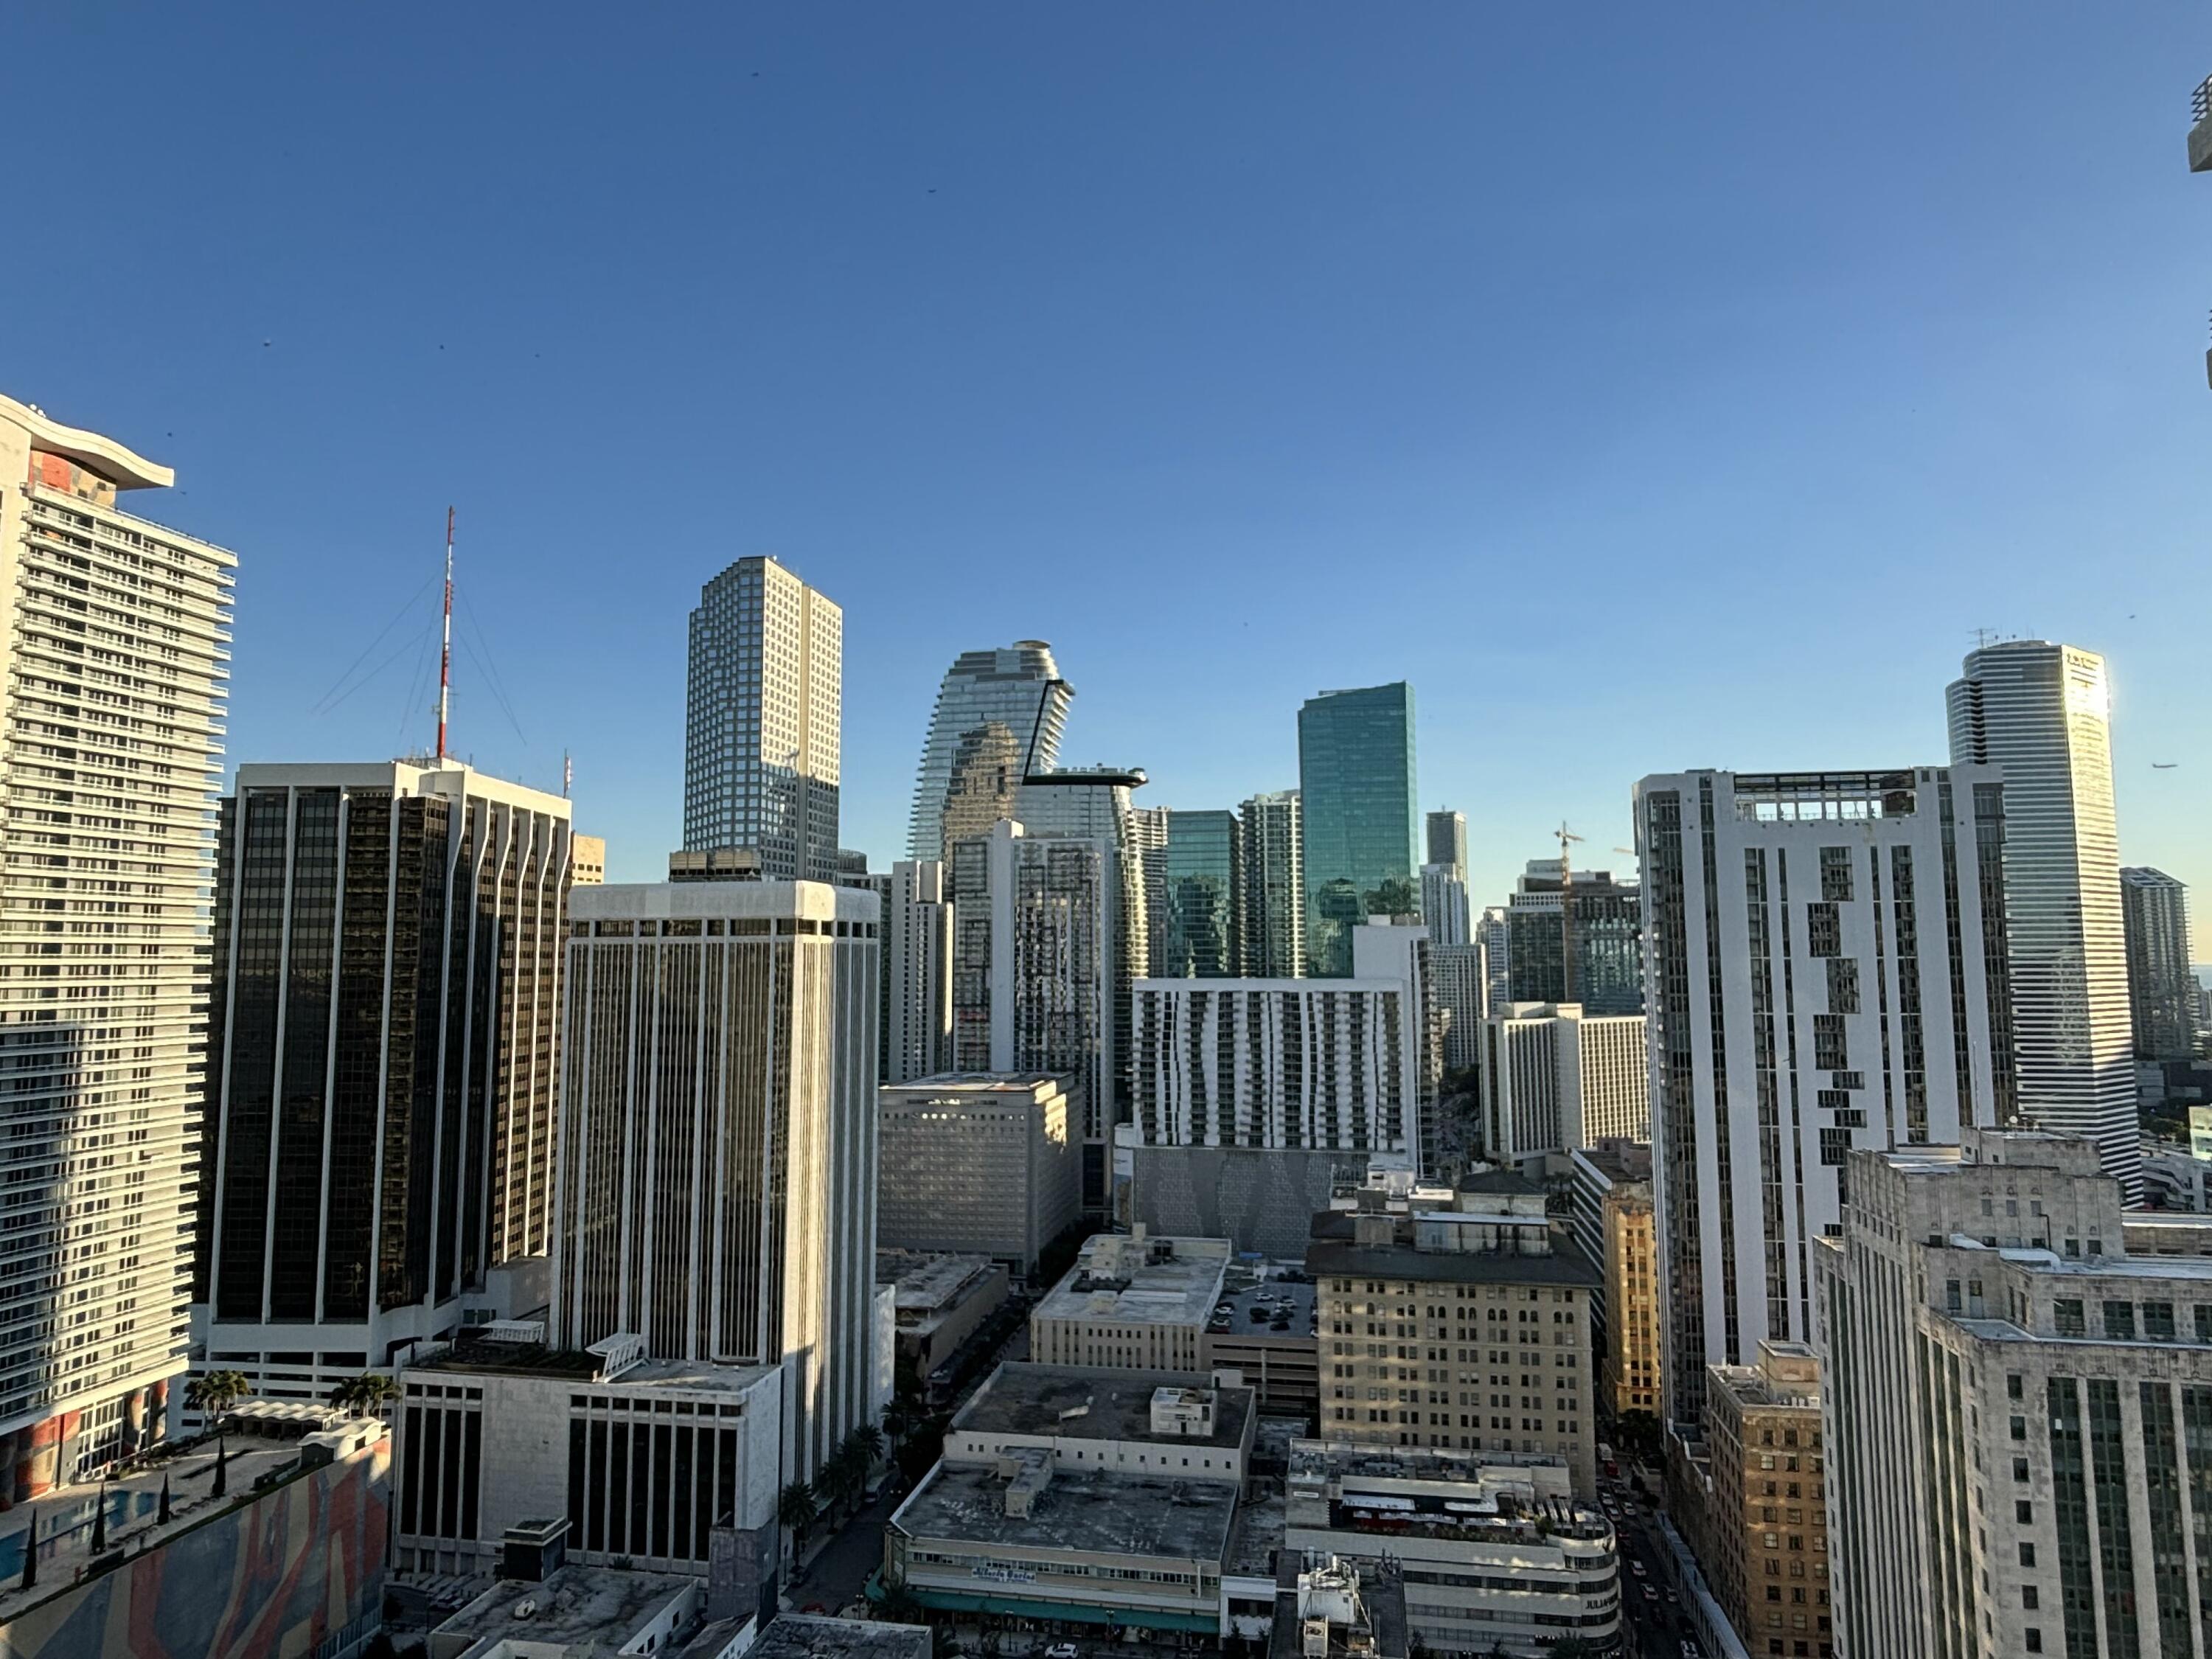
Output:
[1555, 821, 1584, 1006]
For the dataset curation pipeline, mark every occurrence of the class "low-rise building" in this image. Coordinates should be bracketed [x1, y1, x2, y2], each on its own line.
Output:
[1281, 1440, 1619, 1656]
[1308, 1172, 1601, 1494]
[1267, 1553, 1411, 1659]
[1116, 1135, 1396, 1258]
[746, 1615, 933, 1659]
[432, 1563, 705, 1659]
[877, 1253, 1012, 1383]
[877, 1074, 1082, 1275]
[392, 1329, 782, 1597]
[946, 1363, 1256, 1487]
[1030, 1231, 1231, 1372]
[1202, 1263, 1321, 1422]
[1568, 1140, 1659, 1422]
[1695, 1341, 1828, 1659]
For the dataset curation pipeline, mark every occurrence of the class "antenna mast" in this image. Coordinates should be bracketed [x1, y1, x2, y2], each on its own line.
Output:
[436, 507, 454, 761]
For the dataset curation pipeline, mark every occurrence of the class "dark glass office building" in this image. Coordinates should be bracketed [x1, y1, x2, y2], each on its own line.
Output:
[193, 761, 572, 1397]
[1298, 683, 1419, 977]
[1506, 869, 1644, 1016]
[1161, 810, 1242, 978]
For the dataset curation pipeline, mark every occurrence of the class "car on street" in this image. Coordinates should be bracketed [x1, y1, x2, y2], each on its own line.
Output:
[1044, 1646, 1079, 1659]
[1643, 1584, 1660, 1602]
[1630, 1559, 1646, 1577]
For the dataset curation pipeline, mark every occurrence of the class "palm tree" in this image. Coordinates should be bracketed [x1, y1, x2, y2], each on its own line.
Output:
[883, 1394, 924, 1447]
[847, 1422, 885, 1466]
[327, 1373, 400, 1418]
[184, 1369, 251, 1424]
[778, 1481, 818, 1553]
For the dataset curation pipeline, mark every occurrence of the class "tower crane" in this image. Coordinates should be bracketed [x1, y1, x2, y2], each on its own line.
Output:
[1555, 821, 1583, 1006]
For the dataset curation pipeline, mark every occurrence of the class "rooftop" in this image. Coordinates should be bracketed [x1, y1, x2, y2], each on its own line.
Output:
[878, 1252, 1004, 1318]
[893, 1460, 1239, 1565]
[1207, 1265, 1318, 1343]
[1305, 1213, 1601, 1289]
[412, 1339, 778, 1397]
[437, 1565, 696, 1654]
[880, 1072, 1070, 1104]
[954, 1363, 1253, 1450]
[746, 1613, 935, 1658]
[1269, 1554, 1411, 1659]
[1571, 1140, 1653, 1185]
[1286, 1441, 1609, 1549]
[1034, 1234, 1230, 1330]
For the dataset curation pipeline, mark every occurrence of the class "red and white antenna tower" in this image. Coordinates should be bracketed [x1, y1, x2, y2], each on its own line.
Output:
[436, 507, 454, 761]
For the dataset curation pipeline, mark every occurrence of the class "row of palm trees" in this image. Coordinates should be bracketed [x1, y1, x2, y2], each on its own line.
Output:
[778, 1422, 886, 1556]
[178, 1369, 398, 1425]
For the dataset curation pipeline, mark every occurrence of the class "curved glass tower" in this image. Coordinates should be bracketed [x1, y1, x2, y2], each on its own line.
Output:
[907, 642, 1072, 863]
[1298, 683, 1419, 977]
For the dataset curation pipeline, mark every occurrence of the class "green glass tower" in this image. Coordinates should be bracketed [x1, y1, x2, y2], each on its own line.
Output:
[1298, 682, 1419, 977]
[1161, 809, 1241, 977]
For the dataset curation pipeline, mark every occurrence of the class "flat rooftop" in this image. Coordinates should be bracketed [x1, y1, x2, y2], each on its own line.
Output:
[748, 1613, 934, 1658]
[1208, 1266, 1318, 1342]
[1226, 1487, 1287, 1579]
[894, 1460, 1238, 1565]
[880, 1253, 1003, 1316]
[438, 1565, 695, 1652]
[1305, 1214, 1601, 1290]
[1035, 1235, 1228, 1329]
[413, 1342, 778, 1397]
[955, 1363, 1253, 1450]
[883, 1073, 1067, 1100]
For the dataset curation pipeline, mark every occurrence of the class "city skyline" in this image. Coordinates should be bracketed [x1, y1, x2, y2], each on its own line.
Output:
[5, 7, 2205, 939]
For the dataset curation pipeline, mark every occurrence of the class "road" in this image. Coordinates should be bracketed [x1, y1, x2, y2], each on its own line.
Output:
[1601, 1472, 1704, 1659]
[791, 1320, 1034, 1616]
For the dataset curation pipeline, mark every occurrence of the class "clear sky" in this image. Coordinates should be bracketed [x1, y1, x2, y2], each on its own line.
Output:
[10, 4, 2209, 940]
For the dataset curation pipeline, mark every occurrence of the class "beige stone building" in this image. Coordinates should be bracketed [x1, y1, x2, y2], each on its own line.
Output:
[1029, 1231, 1229, 1371]
[571, 832, 606, 883]
[1306, 1171, 1601, 1495]
[1570, 1141, 1660, 1421]
[1700, 1340, 1829, 1659]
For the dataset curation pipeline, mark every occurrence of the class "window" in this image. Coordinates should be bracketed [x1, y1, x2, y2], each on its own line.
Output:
[2013, 1457, 2029, 1483]
[2102, 1301, 2135, 1341]
[1820, 847, 1854, 902]
[2009, 1415, 2026, 1441]
[2015, 1500, 2033, 1525]
[2021, 1585, 2038, 1610]
[2008, 1374, 2023, 1400]
[2053, 1300, 2084, 1338]
[2025, 1631, 2042, 1654]
[1826, 956, 1860, 1015]
[2143, 1301, 2177, 1340]
[2019, 1543, 2036, 1568]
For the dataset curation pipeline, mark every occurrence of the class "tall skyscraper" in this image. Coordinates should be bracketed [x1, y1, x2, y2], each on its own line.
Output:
[1477, 905, 1512, 1018]
[1635, 766, 2017, 1430]
[684, 557, 842, 882]
[1425, 808, 1469, 879]
[1419, 862, 1470, 946]
[1161, 809, 1242, 978]
[1127, 803, 1172, 976]
[907, 642, 1071, 865]
[1815, 1130, 2212, 1659]
[1503, 860, 1641, 1015]
[950, 821, 1115, 1206]
[1237, 790, 1304, 978]
[1430, 943, 1485, 1071]
[554, 880, 878, 1486]
[0, 397, 234, 1487]
[2121, 866, 2195, 1060]
[195, 761, 573, 1404]
[1475, 1003, 1648, 1159]
[1947, 641, 2138, 1197]
[1017, 767, 1151, 1113]
[881, 859, 953, 1083]
[1298, 683, 1419, 977]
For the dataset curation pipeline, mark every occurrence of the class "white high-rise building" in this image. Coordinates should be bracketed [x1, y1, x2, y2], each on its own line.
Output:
[1947, 641, 2138, 1198]
[0, 396, 235, 1488]
[1127, 803, 1172, 977]
[1477, 905, 1512, 1018]
[908, 642, 1071, 865]
[554, 880, 879, 1485]
[1634, 766, 2017, 1430]
[1475, 1002, 1647, 1161]
[1238, 790, 1305, 978]
[1419, 862, 1471, 947]
[1430, 942, 1486, 1071]
[950, 821, 1115, 1206]
[881, 859, 953, 1083]
[684, 557, 842, 882]
[1815, 1129, 2212, 1659]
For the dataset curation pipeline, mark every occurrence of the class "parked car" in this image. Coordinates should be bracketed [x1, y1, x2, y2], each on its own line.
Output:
[1044, 1645, 1080, 1659]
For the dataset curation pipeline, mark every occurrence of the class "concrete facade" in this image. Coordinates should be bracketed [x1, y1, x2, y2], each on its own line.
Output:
[1030, 1232, 1230, 1373]
[877, 1074, 1080, 1275]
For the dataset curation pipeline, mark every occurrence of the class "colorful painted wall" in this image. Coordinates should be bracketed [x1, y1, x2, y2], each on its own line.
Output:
[0, 1438, 387, 1659]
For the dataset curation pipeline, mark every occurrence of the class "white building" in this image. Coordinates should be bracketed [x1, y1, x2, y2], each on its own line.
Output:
[950, 820, 1116, 1206]
[1477, 905, 1512, 1019]
[393, 1332, 782, 1585]
[1281, 1441, 1619, 1656]
[1475, 1002, 1649, 1161]
[1029, 1232, 1231, 1373]
[196, 760, 573, 1409]
[0, 396, 235, 1486]
[683, 557, 841, 883]
[1430, 944, 1485, 1072]
[1419, 863, 1470, 948]
[1948, 642, 2138, 1198]
[554, 880, 878, 1486]
[908, 641, 1071, 864]
[877, 1073, 1082, 1274]
[1815, 1129, 2212, 1659]
[1634, 767, 2017, 1430]
[881, 859, 953, 1083]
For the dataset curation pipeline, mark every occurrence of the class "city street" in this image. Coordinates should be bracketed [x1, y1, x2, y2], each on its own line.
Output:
[1602, 1474, 1704, 1659]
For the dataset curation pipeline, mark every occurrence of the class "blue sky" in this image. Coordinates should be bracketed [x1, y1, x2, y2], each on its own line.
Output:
[9, 4, 2210, 936]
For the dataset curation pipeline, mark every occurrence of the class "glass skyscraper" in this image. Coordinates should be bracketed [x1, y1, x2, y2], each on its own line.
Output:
[907, 641, 1072, 865]
[683, 556, 842, 882]
[1298, 683, 1419, 977]
[1161, 809, 1241, 978]
[1237, 790, 1304, 978]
